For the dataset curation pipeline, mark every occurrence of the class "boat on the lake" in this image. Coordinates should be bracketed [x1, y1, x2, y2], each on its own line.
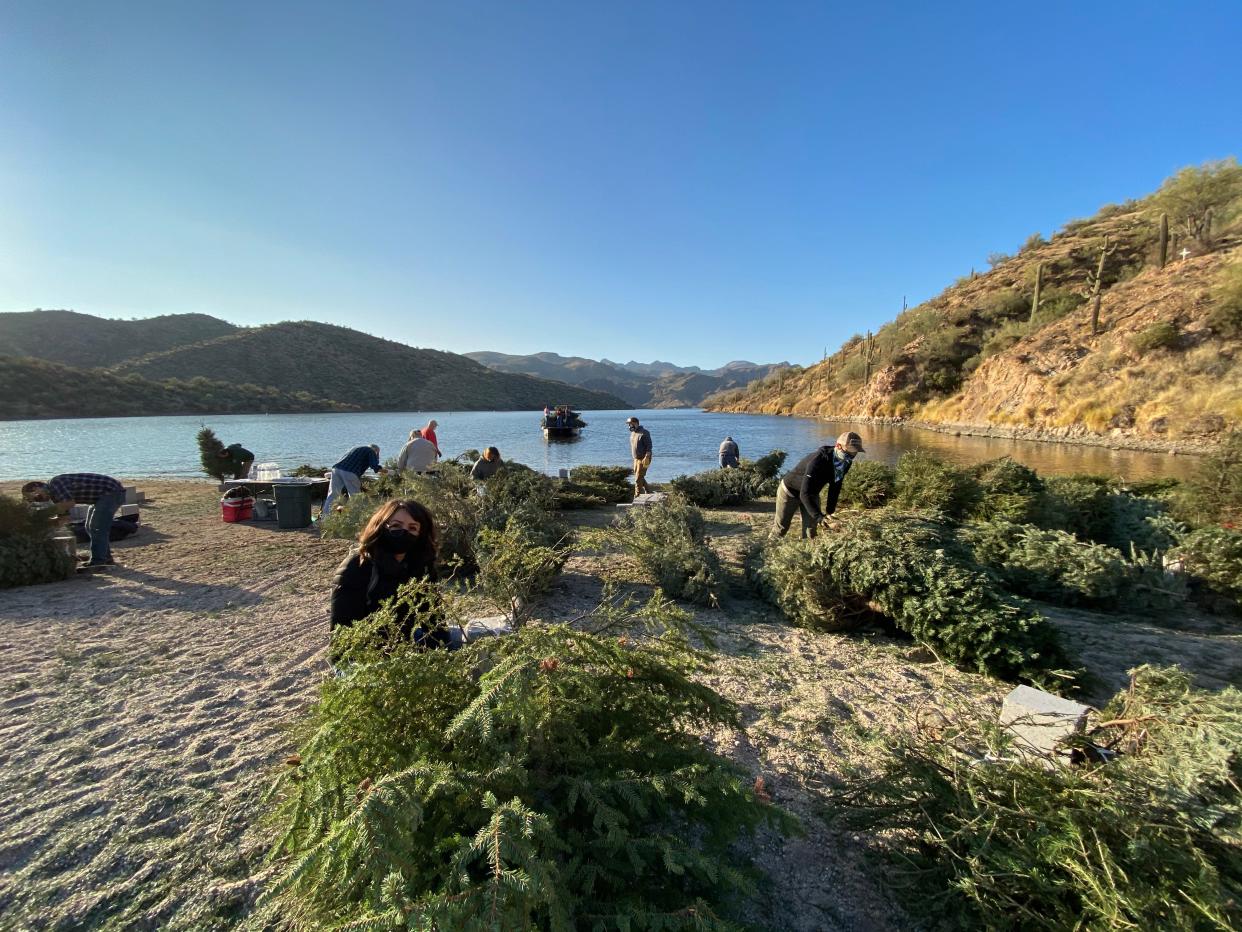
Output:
[542, 405, 587, 440]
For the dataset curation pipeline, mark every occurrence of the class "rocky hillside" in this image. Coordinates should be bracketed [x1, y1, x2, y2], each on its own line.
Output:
[708, 160, 1242, 449]
[466, 350, 787, 408]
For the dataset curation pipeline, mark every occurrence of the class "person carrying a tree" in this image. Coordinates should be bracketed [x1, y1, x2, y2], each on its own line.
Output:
[219, 443, 254, 480]
[320, 444, 385, 520]
[772, 431, 865, 539]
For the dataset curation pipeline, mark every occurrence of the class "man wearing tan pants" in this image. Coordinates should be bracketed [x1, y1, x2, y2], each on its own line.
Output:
[626, 416, 653, 497]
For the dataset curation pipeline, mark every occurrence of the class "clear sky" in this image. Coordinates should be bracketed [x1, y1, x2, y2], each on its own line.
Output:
[1, 1, 1239, 369]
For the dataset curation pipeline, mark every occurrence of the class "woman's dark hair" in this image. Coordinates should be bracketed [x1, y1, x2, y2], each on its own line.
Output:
[358, 499, 438, 564]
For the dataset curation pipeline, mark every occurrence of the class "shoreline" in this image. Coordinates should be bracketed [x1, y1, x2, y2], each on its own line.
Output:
[710, 409, 1217, 456]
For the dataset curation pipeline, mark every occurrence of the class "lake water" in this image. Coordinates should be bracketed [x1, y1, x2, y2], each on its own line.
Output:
[0, 409, 1196, 483]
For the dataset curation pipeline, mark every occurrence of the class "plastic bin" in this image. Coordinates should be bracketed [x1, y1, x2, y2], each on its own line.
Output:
[221, 496, 254, 523]
[273, 480, 313, 529]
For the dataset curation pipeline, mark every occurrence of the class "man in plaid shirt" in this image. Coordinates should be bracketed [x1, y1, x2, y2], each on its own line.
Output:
[22, 473, 126, 567]
[319, 444, 385, 521]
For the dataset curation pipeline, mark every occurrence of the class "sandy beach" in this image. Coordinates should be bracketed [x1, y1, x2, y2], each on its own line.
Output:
[1, 480, 1239, 930]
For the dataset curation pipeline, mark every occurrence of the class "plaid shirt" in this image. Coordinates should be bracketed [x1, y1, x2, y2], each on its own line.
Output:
[333, 446, 380, 477]
[47, 473, 124, 504]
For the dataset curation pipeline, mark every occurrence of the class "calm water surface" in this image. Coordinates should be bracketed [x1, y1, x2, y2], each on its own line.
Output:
[0, 409, 1196, 483]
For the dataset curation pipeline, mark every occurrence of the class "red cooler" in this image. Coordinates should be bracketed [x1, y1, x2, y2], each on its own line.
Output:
[221, 495, 255, 522]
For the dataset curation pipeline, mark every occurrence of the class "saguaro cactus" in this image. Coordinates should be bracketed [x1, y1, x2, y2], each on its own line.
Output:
[1158, 212, 1169, 269]
[1030, 261, 1044, 322]
[863, 331, 876, 382]
[1088, 235, 1116, 335]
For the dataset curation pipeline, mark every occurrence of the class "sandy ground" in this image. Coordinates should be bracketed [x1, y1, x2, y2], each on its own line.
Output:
[1, 481, 1239, 931]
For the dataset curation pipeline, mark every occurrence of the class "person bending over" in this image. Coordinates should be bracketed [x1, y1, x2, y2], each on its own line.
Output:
[719, 436, 740, 469]
[329, 498, 460, 652]
[23, 473, 126, 567]
[320, 443, 384, 519]
[470, 446, 503, 480]
[772, 431, 865, 539]
[396, 430, 438, 474]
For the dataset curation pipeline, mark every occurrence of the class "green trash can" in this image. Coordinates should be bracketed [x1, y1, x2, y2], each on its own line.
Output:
[274, 480, 313, 529]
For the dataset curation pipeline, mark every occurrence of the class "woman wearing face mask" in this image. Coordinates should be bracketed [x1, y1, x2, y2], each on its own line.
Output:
[329, 498, 460, 650]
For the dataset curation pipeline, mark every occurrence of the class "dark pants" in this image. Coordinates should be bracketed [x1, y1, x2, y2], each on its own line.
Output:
[232, 459, 253, 480]
[87, 491, 124, 563]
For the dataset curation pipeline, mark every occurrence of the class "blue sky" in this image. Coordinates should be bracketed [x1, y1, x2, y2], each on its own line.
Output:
[1, 1, 1238, 368]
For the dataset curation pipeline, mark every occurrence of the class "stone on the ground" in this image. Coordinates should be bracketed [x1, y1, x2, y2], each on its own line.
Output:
[464, 616, 513, 641]
[616, 492, 668, 509]
[999, 685, 1091, 762]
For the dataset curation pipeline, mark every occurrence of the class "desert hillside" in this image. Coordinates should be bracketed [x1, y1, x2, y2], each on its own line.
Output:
[708, 161, 1242, 449]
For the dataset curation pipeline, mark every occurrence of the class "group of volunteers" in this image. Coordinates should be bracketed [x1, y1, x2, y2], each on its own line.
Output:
[18, 414, 868, 637]
[326, 425, 868, 652]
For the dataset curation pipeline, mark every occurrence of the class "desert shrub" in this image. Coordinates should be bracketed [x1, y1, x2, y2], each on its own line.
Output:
[475, 520, 569, 626]
[1030, 286, 1086, 326]
[1020, 232, 1046, 253]
[979, 318, 1030, 359]
[970, 457, 1045, 523]
[837, 665, 1242, 930]
[966, 519, 1185, 612]
[837, 460, 896, 509]
[610, 495, 721, 606]
[196, 426, 230, 481]
[319, 470, 483, 572]
[893, 451, 981, 519]
[750, 513, 1072, 685]
[1207, 260, 1242, 338]
[1180, 430, 1242, 526]
[1173, 526, 1242, 605]
[0, 495, 75, 588]
[1130, 320, 1182, 354]
[267, 605, 792, 929]
[987, 251, 1011, 268]
[978, 289, 1029, 324]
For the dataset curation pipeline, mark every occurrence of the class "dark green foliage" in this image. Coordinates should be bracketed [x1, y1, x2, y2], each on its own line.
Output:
[836, 666, 1242, 930]
[477, 464, 567, 547]
[196, 427, 230, 481]
[1130, 321, 1182, 353]
[670, 451, 788, 507]
[1030, 286, 1085, 326]
[893, 451, 981, 519]
[1036, 475, 1114, 540]
[970, 457, 1045, 523]
[978, 289, 1029, 324]
[670, 467, 760, 507]
[966, 519, 1186, 612]
[287, 463, 329, 478]
[745, 450, 787, 480]
[837, 460, 896, 509]
[562, 465, 632, 507]
[0, 495, 75, 589]
[1180, 430, 1242, 526]
[750, 513, 1072, 686]
[611, 495, 722, 606]
[266, 607, 791, 929]
[1101, 493, 1181, 554]
[1174, 526, 1242, 605]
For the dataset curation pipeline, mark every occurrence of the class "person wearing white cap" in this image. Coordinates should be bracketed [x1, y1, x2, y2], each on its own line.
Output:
[626, 417, 653, 497]
[772, 431, 865, 538]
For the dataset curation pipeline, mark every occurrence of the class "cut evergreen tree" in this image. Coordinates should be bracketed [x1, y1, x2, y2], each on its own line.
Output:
[0, 494, 75, 589]
[196, 427, 230, 481]
[835, 665, 1242, 930]
[263, 590, 794, 930]
[609, 494, 723, 606]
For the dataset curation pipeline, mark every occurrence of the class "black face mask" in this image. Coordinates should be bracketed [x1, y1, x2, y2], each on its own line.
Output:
[378, 527, 417, 553]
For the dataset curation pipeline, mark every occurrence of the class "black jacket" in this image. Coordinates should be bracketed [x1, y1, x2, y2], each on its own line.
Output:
[781, 446, 853, 521]
[330, 549, 438, 632]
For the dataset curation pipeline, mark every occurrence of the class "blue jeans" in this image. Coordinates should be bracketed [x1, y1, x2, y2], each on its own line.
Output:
[86, 491, 124, 563]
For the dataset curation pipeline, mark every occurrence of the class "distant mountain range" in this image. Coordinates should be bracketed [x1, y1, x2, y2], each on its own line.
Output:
[0, 311, 630, 419]
[465, 351, 789, 408]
